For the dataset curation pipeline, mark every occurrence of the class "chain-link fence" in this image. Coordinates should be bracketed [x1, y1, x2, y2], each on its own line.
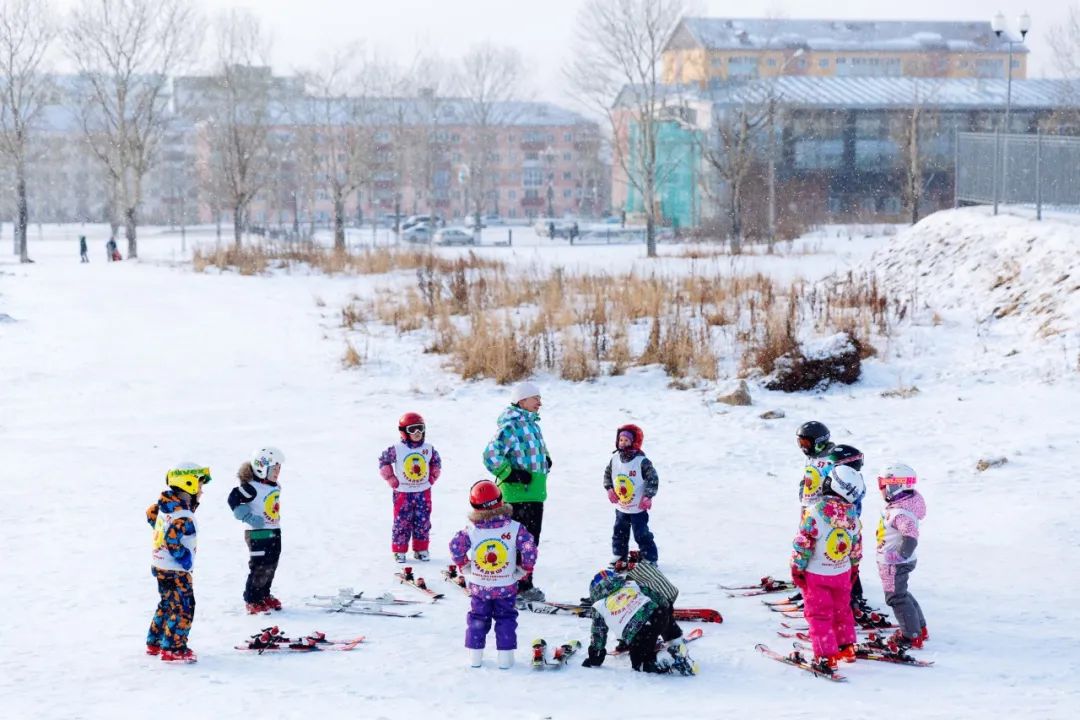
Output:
[955, 131, 1080, 214]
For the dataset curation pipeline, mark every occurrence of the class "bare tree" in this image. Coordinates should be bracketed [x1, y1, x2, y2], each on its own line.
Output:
[300, 48, 379, 250]
[0, 0, 55, 263]
[66, 0, 198, 260]
[204, 9, 279, 248]
[891, 75, 943, 225]
[698, 85, 774, 250]
[567, 0, 685, 257]
[1047, 4, 1080, 131]
[456, 43, 522, 240]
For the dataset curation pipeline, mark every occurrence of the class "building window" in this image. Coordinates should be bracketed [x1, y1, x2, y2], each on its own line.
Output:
[562, 171, 572, 180]
[563, 189, 572, 198]
[564, 132, 573, 141]
[819, 58, 829, 68]
[508, 190, 517, 200]
[523, 168, 544, 186]
[793, 140, 844, 169]
[563, 152, 572, 161]
[767, 58, 777, 67]
[880, 196, 901, 214]
[975, 59, 1005, 78]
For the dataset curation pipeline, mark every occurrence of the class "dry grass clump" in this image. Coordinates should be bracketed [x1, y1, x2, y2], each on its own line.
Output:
[194, 244, 503, 276]
[342, 339, 365, 368]
[338, 256, 896, 387]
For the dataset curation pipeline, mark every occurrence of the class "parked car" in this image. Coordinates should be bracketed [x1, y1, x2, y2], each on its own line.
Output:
[532, 218, 576, 238]
[433, 227, 476, 246]
[402, 214, 443, 231]
[402, 225, 431, 243]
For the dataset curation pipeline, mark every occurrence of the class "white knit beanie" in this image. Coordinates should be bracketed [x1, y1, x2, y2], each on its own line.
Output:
[511, 380, 541, 404]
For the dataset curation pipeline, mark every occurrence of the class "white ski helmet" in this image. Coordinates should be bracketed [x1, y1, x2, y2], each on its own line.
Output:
[878, 463, 917, 501]
[251, 447, 285, 479]
[824, 464, 865, 504]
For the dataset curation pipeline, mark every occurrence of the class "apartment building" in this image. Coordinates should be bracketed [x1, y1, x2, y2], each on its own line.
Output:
[663, 18, 1027, 86]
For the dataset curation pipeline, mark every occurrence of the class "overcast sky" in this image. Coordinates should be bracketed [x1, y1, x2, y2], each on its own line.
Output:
[57, 0, 1072, 101]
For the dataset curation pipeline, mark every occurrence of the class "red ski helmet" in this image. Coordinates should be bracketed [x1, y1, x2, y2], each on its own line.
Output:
[469, 480, 503, 510]
[398, 412, 425, 441]
[615, 423, 644, 452]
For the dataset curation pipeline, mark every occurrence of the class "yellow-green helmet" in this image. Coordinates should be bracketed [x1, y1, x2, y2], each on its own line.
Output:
[166, 462, 212, 495]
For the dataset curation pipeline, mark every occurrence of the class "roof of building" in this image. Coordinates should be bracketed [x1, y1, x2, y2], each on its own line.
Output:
[670, 77, 1080, 112]
[671, 17, 1027, 55]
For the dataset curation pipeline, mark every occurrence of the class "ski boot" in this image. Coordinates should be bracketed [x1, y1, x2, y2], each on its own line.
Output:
[287, 636, 320, 651]
[835, 643, 857, 664]
[853, 606, 892, 629]
[413, 550, 430, 561]
[517, 586, 545, 603]
[498, 650, 514, 669]
[469, 648, 483, 668]
[160, 647, 197, 663]
[145, 643, 161, 656]
[246, 600, 268, 615]
[886, 630, 914, 655]
[393, 552, 407, 563]
[666, 640, 699, 676]
[531, 639, 547, 669]
[264, 595, 282, 611]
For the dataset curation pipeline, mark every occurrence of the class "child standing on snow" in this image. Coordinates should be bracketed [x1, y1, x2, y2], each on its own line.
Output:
[449, 480, 537, 669]
[789, 464, 864, 676]
[796, 420, 837, 507]
[147, 462, 211, 663]
[604, 424, 660, 565]
[379, 412, 441, 562]
[875, 463, 929, 652]
[228, 447, 285, 613]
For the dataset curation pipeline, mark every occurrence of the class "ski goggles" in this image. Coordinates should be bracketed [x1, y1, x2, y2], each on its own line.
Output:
[404, 424, 426, 434]
[877, 475, 915, 490]
[797, 437, 815, 451]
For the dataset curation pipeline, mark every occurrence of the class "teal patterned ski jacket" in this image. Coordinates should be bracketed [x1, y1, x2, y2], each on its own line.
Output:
[482, 405, 550, 503]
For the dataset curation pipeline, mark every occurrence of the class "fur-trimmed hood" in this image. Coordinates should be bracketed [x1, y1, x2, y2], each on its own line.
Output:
[237, 462, 277, 486]
[468, 504, 513, 526]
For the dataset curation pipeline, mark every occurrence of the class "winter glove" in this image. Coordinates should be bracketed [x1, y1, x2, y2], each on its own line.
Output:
[606, 489, 619, 504]
[493, 461, 512, 481]
[791, 567, 807, 589]
[546, 455, 553, 470]
[508, 468, 532, 486]
[390, 476, 401, 489]
[177, 550, 193, 572]
[581, 647, 606, 667]
[638, 496, 653, 511]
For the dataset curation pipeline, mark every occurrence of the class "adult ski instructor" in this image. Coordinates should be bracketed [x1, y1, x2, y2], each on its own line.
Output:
[483, 380, 551, 604]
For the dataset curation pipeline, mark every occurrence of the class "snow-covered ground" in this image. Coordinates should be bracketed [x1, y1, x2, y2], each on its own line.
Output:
[1, 210, 1078, 719]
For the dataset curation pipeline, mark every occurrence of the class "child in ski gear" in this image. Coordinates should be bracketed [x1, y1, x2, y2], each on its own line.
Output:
[581, 567, 692, 674]
[604, 424, 660, 564]
[379, 412, 442, 562]
[482, 380, 551, 602]
[876, 463, 928, 650]
[822, 444, 876, 616]
[449, 480, 537, 669]
[797, 420, 837, 507]
[147, 463, 210, 663]
[790, 464, 864, 674]
[227, 447, 284, 613]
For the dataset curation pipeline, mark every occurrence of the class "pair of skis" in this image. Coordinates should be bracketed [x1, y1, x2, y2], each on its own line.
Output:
[531, 639, 581, 669]
[524, 600, 722, 624]
[395, 566, 445, 600]
[609, 627, 704, 657]
[235, 627, 365, 654]
[721, 576, 797, 597]
[790, 639, 933, 667]
[307, 589, 425, 618]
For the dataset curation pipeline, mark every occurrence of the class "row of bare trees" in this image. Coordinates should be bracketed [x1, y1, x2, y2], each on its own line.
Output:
[1, 0, 528, 261]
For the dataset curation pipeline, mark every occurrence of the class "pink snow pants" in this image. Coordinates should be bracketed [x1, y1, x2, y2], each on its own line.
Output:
[803, 571, 856, 658]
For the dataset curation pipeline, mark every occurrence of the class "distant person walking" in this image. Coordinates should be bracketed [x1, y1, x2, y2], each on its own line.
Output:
[106, 237, 116, 262]
[548, 221, 555, 240]
[79, 236, 89, 263]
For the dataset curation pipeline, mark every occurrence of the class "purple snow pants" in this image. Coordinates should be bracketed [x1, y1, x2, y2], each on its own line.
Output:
[465, 595, 518, 650]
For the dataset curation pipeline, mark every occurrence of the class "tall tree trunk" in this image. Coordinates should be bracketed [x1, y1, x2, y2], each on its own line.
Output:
[234, 204, 243, 248]
[125, 205, 138, 259]
[16, 168, 29, 263]
[333, 192, 346, 251]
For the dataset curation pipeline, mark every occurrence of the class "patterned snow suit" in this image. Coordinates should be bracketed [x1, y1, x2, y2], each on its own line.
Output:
[586, 571, 675, 672]
[482, 405, 550, 592]
[791, 495, 862, 659]
[877, 489, 928, 640]
[146, 490, 197, 651]
[449, 505, 537, 650]
[379, 440, 442, 553]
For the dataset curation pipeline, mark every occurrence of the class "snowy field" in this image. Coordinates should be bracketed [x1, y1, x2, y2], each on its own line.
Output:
[1, 210, 1078, 719]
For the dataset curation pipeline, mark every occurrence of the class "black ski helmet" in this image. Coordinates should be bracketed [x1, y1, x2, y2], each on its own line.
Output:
[796, 421, 831, 457]
[826, 444, 864, 472]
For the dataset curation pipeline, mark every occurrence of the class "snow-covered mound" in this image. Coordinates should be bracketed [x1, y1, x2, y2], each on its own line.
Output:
[874, 208, 1080, 339]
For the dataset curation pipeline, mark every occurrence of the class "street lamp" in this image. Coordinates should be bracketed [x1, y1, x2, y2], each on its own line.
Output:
[991, 11, 1030, 214]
